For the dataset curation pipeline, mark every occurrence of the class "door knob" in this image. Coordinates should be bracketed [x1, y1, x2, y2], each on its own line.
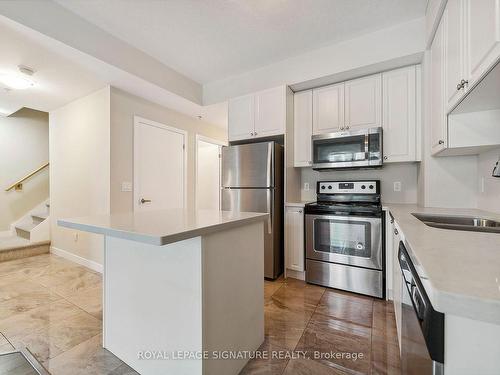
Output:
[438, 140, 444, 145]
[140, 198, 151, 204]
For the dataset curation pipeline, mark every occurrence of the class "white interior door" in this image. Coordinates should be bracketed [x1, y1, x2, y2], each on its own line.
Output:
[195, 136, 222, 210]
[134, 117, 186, 212]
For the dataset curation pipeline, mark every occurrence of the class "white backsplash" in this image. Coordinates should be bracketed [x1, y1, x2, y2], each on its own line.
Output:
[300, 163, 419, 204]
[477, 147, 500, 214]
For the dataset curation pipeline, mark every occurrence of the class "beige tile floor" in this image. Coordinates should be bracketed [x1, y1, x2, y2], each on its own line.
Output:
[240, 278, 401, 374]
[0, 254, 400, 374]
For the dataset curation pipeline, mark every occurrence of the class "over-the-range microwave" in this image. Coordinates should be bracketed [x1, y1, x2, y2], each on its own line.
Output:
[311, 127, 383, 170]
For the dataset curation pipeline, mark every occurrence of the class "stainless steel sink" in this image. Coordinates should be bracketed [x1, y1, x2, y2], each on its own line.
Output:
[412, 213, 500, 233]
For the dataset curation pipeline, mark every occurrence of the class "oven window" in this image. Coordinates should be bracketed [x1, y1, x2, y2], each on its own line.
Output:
[313, 219, 371, 258]
[313, 135, 366, 164]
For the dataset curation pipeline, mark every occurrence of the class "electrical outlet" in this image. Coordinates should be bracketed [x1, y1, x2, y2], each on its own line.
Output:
[394, 181, 402, 192]
[73, 232, 79, 242]
[304, 183, 310, 191]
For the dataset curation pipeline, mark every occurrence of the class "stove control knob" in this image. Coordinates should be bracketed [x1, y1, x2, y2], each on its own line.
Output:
[321, 185, 326, 190]
[361, 185, 366, 189]
[369, 185, 374, 189]
[328, 185, 332, 189]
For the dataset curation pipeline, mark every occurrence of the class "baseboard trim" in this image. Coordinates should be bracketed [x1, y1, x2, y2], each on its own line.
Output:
[50, 246, 103, 273]
[285, 268, 306, 281]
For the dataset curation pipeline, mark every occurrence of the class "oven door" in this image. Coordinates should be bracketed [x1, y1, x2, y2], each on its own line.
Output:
[311, 128, 382, 169]
[305, 214, 382, 270]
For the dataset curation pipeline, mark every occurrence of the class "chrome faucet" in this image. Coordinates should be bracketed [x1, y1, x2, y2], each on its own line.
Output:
[493, 157, 500, 178]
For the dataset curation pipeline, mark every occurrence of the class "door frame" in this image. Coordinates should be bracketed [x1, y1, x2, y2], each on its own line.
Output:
[133, 116, 187, 212]
[194, 134, 226, 210]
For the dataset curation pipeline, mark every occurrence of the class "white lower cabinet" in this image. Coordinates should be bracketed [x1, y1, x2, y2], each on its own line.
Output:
[285, 206, 305, 272]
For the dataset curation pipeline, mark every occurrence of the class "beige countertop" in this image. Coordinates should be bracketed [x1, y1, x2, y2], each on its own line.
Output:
[58, 209, 268, 246]
[285, 201, 313, 208]
[385, 204, 500, 324]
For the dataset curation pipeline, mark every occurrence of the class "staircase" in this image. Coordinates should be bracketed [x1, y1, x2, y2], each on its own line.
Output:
[0, 200, 50, 262]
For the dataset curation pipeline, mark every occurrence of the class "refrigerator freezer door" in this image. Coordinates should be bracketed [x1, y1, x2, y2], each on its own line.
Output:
[221, 142, 274, 188]
[221, 188, 282, 279]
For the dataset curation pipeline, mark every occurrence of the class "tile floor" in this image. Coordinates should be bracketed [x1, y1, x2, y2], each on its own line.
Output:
[0, 254, 400, 374]
[240, 278, 401, 374]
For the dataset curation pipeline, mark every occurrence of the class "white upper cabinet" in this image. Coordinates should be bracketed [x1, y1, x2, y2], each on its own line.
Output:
[293, 90, 312, 167]
[228, 94, 255, 141]
[255, 86, 286, 138]
[382, 66, 417, 163]
[466, 0, 500, 85]
[445, 0, 467, 109]
[442, 0, 500, 113]
[431, 19, 447, 154]
[228, 86, 286, 141]
[345, 74, 382, 131]
[312, 83, 345, 134]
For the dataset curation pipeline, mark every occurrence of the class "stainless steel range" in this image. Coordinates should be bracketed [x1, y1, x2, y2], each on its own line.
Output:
[305, 180, 384, 298]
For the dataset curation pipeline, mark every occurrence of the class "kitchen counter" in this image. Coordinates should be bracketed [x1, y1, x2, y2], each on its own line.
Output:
[285, 201, 313, 208]
[385, 204, 500, 324]
[58, 209, 268, 375]
[58, 209, 268, 245]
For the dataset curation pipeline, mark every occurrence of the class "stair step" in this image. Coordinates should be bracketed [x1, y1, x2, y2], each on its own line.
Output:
[15, 223, 37, 240]
[31, 212, 48, 223]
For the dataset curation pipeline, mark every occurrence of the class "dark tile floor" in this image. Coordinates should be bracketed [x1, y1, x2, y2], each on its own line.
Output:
[240, 277, 401, 375]
[0, 254, 400, 374]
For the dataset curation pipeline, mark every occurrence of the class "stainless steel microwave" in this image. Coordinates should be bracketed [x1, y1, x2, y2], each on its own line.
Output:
[312, 127, 383, 169]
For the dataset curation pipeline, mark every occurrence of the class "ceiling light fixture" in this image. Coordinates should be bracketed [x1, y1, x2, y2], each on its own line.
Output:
[0, 65, 35, 90]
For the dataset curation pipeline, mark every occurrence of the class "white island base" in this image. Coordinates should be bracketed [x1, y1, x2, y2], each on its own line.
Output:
[59, 210, 266, 375]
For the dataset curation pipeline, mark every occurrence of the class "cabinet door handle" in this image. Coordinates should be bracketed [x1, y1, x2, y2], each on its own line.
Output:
[383, 156, 388, 160]
[438, 140, 444, 145]
[254, 131, 258, 136]
[457, 79, 469, 90]
[298, 210, 302, 213]
[390, 218, 394, 223]
[394, 228, 398, 235]
[346, 125, 350, 130]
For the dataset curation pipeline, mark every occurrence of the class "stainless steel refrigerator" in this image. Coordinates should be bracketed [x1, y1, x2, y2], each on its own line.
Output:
[221, 141, 284, 279]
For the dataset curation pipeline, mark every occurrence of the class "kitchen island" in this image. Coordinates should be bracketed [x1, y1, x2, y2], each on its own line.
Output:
[58, 209, 268, 375]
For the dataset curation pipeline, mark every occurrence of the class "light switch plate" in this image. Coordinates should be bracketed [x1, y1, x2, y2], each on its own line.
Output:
[121, 182, 133, 192]
[394, 181, 401, 192]
[304, 183, 310, 191]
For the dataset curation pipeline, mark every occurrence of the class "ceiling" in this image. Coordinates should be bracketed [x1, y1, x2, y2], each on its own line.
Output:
[0, 16, 104, 116]
[0, 15, 227, 127]
[54, 0, 428, 84]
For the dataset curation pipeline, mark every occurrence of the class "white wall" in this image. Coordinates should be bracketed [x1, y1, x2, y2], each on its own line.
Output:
[203, 18, 426, 104]
[300, 163, 419, 204]
[110, 87, 226, 214]
[49, 87, 110, 265]
[419, 51, 479, 208]
[0, 108, 49, 231]
[477, 147, 500, 214]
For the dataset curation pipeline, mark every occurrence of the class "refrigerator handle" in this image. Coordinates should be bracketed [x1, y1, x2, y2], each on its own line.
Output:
[267, 189, 273, 234]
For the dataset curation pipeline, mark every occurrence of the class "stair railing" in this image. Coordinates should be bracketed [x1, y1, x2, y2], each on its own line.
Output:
[5, 162, 49, 192]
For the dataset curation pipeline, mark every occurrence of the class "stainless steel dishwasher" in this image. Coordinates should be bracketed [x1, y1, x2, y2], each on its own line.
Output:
[398, 242, 445, 375]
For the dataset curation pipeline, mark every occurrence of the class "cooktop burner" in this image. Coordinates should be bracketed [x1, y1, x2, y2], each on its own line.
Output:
[305, 180, 382, 216]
